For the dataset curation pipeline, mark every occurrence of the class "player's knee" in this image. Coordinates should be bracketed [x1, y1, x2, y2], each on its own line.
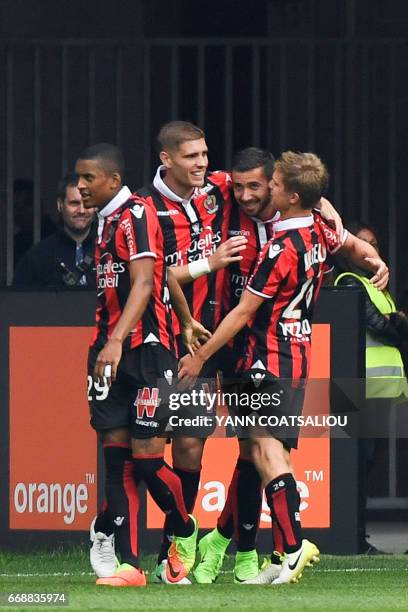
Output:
[251, 438, 289, 479]
[172, 437, 205, 470]
[99, 427, 130, 445]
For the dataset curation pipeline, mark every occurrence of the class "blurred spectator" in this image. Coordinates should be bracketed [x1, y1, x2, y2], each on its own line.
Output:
[13, 178, 55, 265]
[13, 173, 96, 289]
[335, 221, 408, 553]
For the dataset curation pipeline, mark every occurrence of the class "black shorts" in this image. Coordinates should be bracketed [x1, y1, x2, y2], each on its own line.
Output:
[225, 377, 305, 450]
[168, 336, 226, 438]
[87, 343, 178, 439]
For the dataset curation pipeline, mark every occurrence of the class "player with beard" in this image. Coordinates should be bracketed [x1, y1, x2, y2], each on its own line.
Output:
[194, 147, 389, 584]
[89, 130, 345, 583]
[179, 151, 389, 585]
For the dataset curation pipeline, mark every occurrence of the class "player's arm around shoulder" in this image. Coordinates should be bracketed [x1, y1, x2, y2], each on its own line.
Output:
[338, 232, 389, 290]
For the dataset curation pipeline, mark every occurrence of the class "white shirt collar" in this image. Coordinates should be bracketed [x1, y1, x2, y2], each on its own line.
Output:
[98, 186, 132, 218]
[273, 214, 314, 232]
[252, 210, 280, 225]
[153, 165, 196, 206]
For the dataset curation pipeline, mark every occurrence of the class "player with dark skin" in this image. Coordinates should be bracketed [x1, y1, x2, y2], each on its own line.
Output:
[76, 147, 210, 586]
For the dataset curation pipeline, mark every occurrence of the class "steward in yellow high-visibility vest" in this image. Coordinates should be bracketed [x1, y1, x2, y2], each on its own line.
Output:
[335, 272, 408, 399]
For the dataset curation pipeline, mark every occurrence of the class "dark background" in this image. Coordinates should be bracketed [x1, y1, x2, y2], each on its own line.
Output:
[1, 0, 407, 302]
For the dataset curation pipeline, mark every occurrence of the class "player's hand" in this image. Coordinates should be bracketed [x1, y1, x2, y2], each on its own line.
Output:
[208, 236, 248, 271]
[319, 197, 344, 237]
[366, 257, 389, 290]
[178, 353, 205, 390]
[181, 318, 212, 355]
[94, 339, 122, 387]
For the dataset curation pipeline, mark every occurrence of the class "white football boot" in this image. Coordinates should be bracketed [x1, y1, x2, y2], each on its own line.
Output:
[90, 516, 119, 578]
[272, 539, 320, 584]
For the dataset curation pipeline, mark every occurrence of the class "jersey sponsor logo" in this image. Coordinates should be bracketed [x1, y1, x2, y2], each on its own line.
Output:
[157, 209, 180, 216]
[203, 195, 218, 214]
[165, 230, 223, 266]
[114, 515, 125, 526]
[231, 272, 248, 299]
[96, 252, 126, 292]
[304, 244, 326, 272]
[228, 229, 251, 237]
[120, 217, 136, 256]
[135, 387, 160, 419]
[279, 319, 312, 340]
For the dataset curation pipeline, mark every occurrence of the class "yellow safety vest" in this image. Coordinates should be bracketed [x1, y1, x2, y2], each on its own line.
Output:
[335, 272, 407, 399]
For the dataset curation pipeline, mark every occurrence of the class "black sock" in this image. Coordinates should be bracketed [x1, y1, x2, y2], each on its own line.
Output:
[235, 459, 262, 552]
[94, 500, 114, 536]
[104, 445, 139, 567]
[157, 467, 200, 564]
[216, 458, 262, 549]
[133, 455, 193, 537]
[265, 473, 302, 554]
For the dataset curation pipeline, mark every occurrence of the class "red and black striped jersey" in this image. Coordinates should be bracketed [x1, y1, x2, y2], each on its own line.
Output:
[223, 204, 278, 362]
[137, 167, 232, 333]
[240, 214, 346, 382]
[225, 204, 279, 310]
[91, 186, 175, 354]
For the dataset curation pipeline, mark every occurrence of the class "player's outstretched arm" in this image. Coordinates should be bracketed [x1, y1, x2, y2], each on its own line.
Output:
[170, 235, 248, 285]
[167, 267, 211, 354]
[339, 233, 389, 290]
[178, 289, 263, 389]
[93, 258, 154, 385]
[317, 197, 344, 237]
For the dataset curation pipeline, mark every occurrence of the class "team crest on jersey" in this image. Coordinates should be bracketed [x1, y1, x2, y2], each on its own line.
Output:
[135, 387, 160, 419]
[203, 195, 218, 214]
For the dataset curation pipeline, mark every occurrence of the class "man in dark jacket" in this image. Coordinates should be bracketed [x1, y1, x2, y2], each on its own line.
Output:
[13, 173, 96, 289]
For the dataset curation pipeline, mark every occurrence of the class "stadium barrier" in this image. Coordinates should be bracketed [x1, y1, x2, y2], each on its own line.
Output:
[0, 287, 364, 553]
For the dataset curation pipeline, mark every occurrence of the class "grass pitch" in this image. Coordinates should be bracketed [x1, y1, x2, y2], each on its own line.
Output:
[0, 549, 407, 611]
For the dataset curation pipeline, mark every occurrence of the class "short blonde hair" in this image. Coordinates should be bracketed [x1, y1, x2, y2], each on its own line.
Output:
[275, 151, 329, 209]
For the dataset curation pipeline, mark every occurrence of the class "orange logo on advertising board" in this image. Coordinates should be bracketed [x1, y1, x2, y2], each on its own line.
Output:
[9, 327, 97, 531]
[147, 324, 330, 529]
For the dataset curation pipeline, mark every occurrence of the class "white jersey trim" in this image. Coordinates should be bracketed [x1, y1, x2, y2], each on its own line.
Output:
[129, 252, 157, 261]
[247, 286, 272, 300]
